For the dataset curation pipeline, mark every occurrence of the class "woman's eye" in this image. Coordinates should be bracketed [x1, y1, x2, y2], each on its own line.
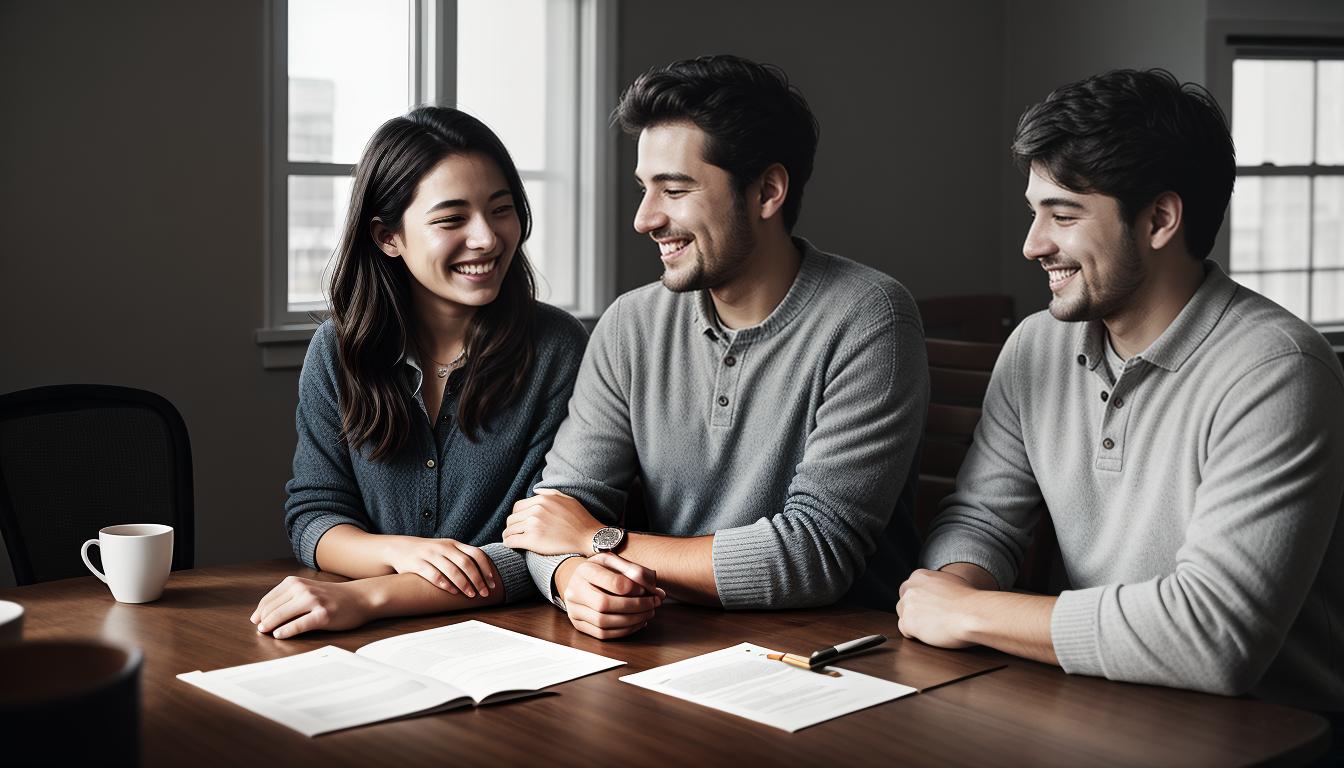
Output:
[493, 204, 515, 216]
[431, 216, 466, 226]
[1053, 215, 1076, 224]
[665, 189, 687, 197]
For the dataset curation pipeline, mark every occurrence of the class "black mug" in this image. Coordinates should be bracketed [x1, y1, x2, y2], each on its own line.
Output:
[0, 640, 143, 766]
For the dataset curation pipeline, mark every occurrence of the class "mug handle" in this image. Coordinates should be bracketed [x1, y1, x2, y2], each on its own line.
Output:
[81, 539, 108, 583]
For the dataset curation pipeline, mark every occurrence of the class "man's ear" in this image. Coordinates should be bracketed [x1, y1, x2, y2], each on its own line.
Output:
[1147, 191, 1183, 251]
[755, 163, 790, 222]
[370, 218, 402, 258]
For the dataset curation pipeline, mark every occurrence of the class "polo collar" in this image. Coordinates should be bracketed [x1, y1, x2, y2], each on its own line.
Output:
[1074, 261, 1237, 373]
[691, 236, 829, 343]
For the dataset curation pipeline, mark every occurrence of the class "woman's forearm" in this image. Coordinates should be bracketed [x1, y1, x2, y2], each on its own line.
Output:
[358, 571, 505, 618]
[314, 524, 396, 578]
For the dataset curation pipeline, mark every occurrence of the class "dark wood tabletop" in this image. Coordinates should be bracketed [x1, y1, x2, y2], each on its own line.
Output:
[2, 560, 1329, 766]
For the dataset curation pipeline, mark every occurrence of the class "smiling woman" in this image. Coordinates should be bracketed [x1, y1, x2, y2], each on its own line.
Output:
[251, 107, 589, 640]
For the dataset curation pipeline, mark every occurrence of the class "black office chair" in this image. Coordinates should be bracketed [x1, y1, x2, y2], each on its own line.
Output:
[0, 385, 194, 585]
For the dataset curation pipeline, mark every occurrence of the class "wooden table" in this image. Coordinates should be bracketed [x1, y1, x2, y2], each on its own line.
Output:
[2, 560, 1329, 766]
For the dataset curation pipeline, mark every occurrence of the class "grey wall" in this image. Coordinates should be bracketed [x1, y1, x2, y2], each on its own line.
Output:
[614, 1, 1009, 298]
[0, 0, 298, 587]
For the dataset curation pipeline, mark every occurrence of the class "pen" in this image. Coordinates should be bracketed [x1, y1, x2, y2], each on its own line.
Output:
[808, 634, 887, 667]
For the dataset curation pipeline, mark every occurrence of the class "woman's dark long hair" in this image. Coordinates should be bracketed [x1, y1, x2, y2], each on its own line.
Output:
[328, 106, 537, 460]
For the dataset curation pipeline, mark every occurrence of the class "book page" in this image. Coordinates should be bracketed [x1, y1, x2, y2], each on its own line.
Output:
[356, 620, 625, 702]
[619, 642, 916, 732]
[177, 646, 467, 737]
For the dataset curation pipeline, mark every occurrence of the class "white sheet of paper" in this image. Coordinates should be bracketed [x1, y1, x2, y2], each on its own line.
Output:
[178, 646, 462, 737]
[355, 620, 625, 701]
[619, 642, 916, 732]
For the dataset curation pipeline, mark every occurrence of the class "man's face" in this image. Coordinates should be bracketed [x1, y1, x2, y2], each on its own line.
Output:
[1022, 164, 1145, 322]
[633, 122, 754, 292]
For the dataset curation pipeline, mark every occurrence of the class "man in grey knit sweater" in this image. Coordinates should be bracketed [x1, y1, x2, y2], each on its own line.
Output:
[900, 69, 1344, 714]
[502, 55, 927, 639]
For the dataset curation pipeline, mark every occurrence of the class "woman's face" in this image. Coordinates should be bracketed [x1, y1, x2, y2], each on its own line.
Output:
[374, 152, 522, 316]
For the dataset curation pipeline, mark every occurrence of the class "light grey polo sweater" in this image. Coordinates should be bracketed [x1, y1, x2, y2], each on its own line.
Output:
[527, 238, 928, 610]
[922, 262, 1344, 710]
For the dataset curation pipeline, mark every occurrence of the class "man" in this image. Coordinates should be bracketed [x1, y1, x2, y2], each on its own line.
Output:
[502, 55, 928, 638]
[898, 69, 1344, 713]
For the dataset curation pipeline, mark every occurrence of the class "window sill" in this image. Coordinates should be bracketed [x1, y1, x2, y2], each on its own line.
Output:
[255, 314, 602, 371]
[256, 324, 320, 370]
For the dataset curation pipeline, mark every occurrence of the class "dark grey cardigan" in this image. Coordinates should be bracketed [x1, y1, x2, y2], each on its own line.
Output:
[284, 302, 587, 603]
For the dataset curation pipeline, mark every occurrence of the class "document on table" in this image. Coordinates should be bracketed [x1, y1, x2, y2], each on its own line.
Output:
[620, 642, 916, 732]
[178, 621, 623, 736]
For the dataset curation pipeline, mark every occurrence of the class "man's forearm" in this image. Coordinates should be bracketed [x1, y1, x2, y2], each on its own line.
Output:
[961, 589, 1058, 665]
[619, 533, 718, 605]
[552, 534, 718, 606]
[939, 561, 1055, 663]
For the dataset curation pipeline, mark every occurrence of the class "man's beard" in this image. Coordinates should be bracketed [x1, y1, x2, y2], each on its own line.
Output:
[660, 191, 755, 293]
[1048, 228, 1145, 322]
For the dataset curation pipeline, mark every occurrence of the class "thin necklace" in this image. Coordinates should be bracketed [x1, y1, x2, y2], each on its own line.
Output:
[428, 347, 467, 379]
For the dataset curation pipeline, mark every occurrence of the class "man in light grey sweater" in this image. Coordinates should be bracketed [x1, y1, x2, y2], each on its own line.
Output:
[501, 55, 927, 639]
[900, 69, 1344, 714]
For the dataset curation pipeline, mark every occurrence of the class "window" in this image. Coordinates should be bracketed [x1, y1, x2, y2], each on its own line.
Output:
[1211, 29, 1344, 330]
[260, 0, 616, 366]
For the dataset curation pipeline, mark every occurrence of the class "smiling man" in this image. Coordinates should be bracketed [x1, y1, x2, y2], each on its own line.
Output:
[501, 55, 928, 638]
[899, 69, 1344, 715]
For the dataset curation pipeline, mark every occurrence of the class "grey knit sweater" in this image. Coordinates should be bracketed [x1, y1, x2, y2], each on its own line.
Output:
[922, 263, 1344, 710]
[527, 239, 928, 610]
[284, 303, 588, 603]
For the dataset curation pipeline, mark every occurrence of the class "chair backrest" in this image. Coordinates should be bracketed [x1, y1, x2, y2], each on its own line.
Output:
[916, 294, 1016, 343]
[916, 335, 1060, 594]
[0, 385, 193, 585]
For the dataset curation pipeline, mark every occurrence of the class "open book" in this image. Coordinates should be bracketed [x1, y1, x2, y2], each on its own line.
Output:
[178, 620, 624, 736]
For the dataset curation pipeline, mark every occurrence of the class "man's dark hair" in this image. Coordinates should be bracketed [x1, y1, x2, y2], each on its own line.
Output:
[614, 54, 820, 232]
[1012, 68, 1235, 259]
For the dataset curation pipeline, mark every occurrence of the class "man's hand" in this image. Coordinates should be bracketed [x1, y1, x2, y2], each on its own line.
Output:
[503, 488, 605, 555]
[381, 536, 496, 597]
[250, 576, 376, 640]
[895, 568, 980, 649]
[559, 553, 665, 640]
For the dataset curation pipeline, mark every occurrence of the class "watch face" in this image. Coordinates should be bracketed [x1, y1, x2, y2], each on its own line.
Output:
[593, 527, 623, 550]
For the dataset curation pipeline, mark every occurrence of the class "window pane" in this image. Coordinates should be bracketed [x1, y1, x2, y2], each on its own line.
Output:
[1312, 269, 1344, 323]
[288, 175, 353, 310]
[1233, 59, 1314, 166]
[456, 0, 551, 170]
[522, 177, 576, 306]
[1318, 61, 1344, 165]
[289, 0, 410, 163]
[1316, 177, 1344, 268]
[1237, 271, 1309, 319]
[1231, 176, 1310, 270]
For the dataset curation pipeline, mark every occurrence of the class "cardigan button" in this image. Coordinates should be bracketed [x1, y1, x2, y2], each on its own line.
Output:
[1100, 391, 1109, 402]
[421, 510, 432, 519]
[717, 395, 729, 407]
[1102, 438, 1115, 450]
[724, 355, 737, 367]
[1077, 354, 1087, 365]
[426, 459, 436, 469]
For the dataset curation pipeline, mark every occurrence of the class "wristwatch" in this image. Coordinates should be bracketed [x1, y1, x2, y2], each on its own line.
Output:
[591, 526, 626, 554]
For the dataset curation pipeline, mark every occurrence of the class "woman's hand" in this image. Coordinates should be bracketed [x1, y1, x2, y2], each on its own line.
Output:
[250, 576, 376, 640]
[503, 488, 605, 555]
[381, 537, 496, 598]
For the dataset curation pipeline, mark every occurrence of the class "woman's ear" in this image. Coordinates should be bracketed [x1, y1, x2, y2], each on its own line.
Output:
[370, 218, 402, 258]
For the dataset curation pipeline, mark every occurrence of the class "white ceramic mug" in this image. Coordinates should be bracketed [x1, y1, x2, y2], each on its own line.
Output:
[80, 524, 174, 603]
[0, 600, 22, 645]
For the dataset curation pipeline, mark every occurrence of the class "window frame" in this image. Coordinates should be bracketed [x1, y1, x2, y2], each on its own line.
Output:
[1207, 19, 1344, 344]
[257, 0, 616, 368]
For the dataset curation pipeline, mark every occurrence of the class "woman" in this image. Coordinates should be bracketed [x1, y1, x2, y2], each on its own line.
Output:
[250, 107, 586, 639]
